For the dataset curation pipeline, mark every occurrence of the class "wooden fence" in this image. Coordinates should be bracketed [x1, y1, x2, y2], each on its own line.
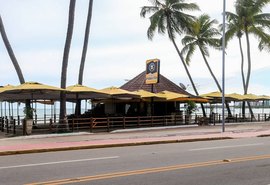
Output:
[1, 113, 270, 136]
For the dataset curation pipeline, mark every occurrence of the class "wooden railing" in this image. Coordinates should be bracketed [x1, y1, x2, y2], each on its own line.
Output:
[1, 113, 270, 135]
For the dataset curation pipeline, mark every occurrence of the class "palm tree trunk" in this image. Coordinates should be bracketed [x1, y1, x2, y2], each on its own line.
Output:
[238, 37, 246, 92]
[238, 37, 246, 117]
[169, 35, 206, 117]
[0, 15, 25, 84]
[78, 0, 93, 85]
[76, 0, 93, 116]
[59, 0, 76, 129]
[199, 47, 222, 91]
[198, 47, 232, 117]
[244, 30, 254, 118]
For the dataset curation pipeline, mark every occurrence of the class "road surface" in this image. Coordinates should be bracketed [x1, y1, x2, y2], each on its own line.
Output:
[0, 137, 270, 185]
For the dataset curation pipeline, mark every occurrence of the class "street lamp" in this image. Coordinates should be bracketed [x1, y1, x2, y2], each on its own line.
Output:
[222, 0, 226, 132]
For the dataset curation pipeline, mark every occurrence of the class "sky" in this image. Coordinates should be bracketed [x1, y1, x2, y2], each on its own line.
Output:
[1, 0, 270, 96]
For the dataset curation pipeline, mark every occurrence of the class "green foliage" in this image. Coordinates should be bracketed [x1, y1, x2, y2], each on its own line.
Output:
[140, 0, 199, 41]
[185, 101, 197, 115]
[23, 107, 35, 119]
[181, 14, 221, 65]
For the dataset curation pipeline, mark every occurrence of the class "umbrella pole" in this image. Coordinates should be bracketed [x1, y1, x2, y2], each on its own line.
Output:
[8, 102, 11, 118]
[51, 101, 53, 121]
[233, 101, 235, 116]
[44, 100, 46, 124]
[11, 102, 14, 118]
[17, 102, 20, 125]
[4, 102, 7, 117]
[85, 99, 87, 113]
[75, 93, 79, 117]
[54, 103, 56, 123]
[0, 101, 2, 118]
[262, 100, 264, 115]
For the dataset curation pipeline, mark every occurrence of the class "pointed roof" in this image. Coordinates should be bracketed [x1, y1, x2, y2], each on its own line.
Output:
[120, 71, 193, 96]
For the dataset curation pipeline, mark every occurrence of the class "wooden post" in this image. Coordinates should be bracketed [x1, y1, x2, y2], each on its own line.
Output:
[163, 116, 166, 126]
[107, 117, 110, 132]
[49, 118, 53, 132]
[13, 118, 16, 135]
[23, 119, 26, 136]
[6, 117, 9, 134]
[72, 118, 74, 132]
[258, 114, 260, 122]
[123, 117, 126, 129]
[0, 117, 3, 132]
[17, 115, 20, 125]
[35, 114, 37, 125]
[90, 117, 93, 132]
[137, 116, 140, 127]
[54, 114, 56, 124]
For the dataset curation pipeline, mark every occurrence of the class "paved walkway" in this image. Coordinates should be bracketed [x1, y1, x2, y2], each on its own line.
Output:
[1, 122, 270, 155]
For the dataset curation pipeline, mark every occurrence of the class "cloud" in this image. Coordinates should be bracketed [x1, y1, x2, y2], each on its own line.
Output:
[1, 0, 270, 96]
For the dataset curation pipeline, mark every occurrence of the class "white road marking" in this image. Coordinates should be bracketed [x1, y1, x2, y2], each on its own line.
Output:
[189, 143, 264, 151]
[0, 156, 119, 170]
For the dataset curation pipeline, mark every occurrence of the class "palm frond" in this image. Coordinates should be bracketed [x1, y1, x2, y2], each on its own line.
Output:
[249, 26, 270, 51]
[172, 2, 200, 12]
[200, 44, 209, 57]
[181, 43, 196, 65]
[140, 6, 159, 18]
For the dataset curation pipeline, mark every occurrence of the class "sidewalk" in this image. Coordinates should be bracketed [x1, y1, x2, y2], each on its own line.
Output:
[1, 122, 270, 156]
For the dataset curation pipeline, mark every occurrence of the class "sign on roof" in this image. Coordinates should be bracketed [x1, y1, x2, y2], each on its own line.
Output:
[145, 59, 160, 84]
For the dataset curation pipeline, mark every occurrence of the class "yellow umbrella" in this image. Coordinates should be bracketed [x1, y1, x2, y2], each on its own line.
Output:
[0, 85, 15, 101]
[66, 84, 109, 100]
[8, 82, 64, 92]
[0, 84, 15, 93]
[174, 97, 209, 103]
[133, 90, 166, 100]
[200, 91, 222, 98]
[200, 91, 236, 102]
[226, 93, 246, 101]
[242, 93, 260, 101]
[257, 95, 270, 100]
[1, 82, 65, 100]
[157, 90, 189, 100]
[158, 91, 208, 102]
[100, 86, 140, 99]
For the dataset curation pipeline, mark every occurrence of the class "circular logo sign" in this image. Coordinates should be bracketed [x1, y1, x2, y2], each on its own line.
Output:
[148, 62, 156, 73]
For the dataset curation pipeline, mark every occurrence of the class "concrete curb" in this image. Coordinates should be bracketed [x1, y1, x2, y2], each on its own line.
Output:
[0, 132, 92, 141]
[0, 137, 232, 156]
[110, 125, 198, 133]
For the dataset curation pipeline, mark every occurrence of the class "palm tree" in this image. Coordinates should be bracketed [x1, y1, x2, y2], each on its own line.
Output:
[0, 15, 33, 119]
[76, 0, 94, 116]
[140, 0, 207, 117]
[234, 0, 270, 117]
[0, 15, 25, 84]
[181, 14, 232, 116]
[59, 0, 76, 128]
[224, 12, 245, 92]
[223, 11, 248, 116]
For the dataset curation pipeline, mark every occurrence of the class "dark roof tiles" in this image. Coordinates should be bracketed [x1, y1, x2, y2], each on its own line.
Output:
[120, 71, 193, 96]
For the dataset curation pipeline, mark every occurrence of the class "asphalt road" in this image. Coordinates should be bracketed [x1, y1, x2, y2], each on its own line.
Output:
[1, 137, 270, 185]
